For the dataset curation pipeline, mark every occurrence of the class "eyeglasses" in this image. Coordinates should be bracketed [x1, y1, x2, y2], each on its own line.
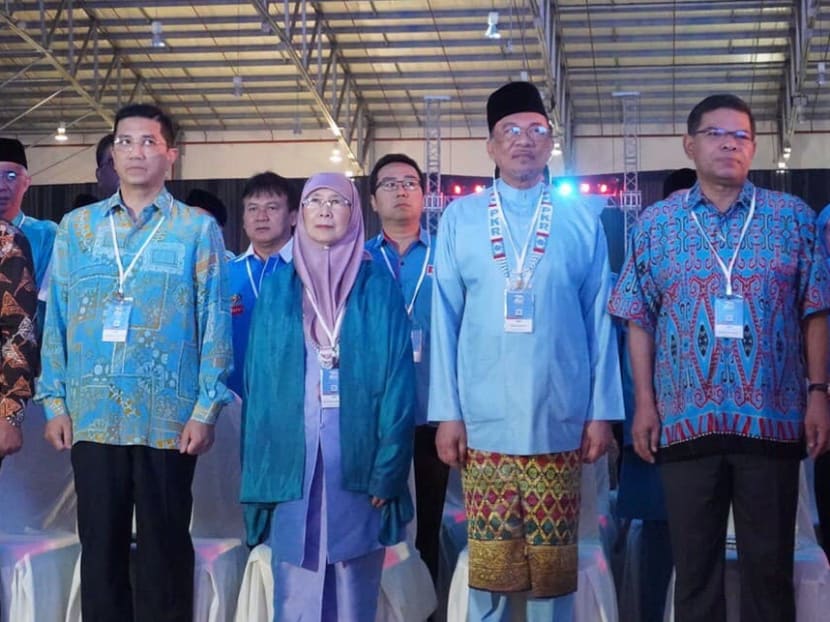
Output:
[693, 127, 753, 143]
[376, 179, 421, 192]
[0, 170, 21, 185]
[496, 123, 551, 141]
[302, 197, 351, 212]
[113, 136, 167, 153]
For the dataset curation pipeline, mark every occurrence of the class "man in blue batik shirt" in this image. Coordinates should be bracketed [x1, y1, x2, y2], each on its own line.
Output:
[37, 103, 232, 622]
[365, 153, 447, 585]
[227, 171, 298, 397]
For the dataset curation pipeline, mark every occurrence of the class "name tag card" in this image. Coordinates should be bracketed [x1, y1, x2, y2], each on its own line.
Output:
[102, 298, 134, 342]
[320, 367, 340, 408]
[411, 328, 424, 363]
[504, 290, 534, 333]
[714, 296, 745, 339]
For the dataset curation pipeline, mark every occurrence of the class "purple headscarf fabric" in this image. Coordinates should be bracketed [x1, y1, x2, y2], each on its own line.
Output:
[293, 172, 366, 350]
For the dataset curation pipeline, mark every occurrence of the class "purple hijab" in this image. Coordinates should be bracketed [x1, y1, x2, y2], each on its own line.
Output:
[293, 172, 366, 349]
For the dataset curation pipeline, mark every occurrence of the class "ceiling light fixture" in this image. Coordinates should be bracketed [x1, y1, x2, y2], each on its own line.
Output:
[329, 148, 342, 164]
[783, 145, 792, 160]
[485, 11, 501, 40]
[150, 20, 166, 48]
[552, 139, 562, 156]
[818, 62, 827, 87]
[54, 121, 68, 142]
[232, 75, 244, 97]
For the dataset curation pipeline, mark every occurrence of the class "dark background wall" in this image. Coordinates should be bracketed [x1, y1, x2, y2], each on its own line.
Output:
[21, 168, 827, 265]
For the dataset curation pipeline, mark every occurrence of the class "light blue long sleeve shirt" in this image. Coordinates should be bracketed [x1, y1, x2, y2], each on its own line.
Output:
[365, 228, 433, 426]
[12, 210, 57, 290]
[428, 179, 623, 455]
[35, 188, 233, 448]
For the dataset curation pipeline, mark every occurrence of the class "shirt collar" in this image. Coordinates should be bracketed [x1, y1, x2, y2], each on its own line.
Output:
[379, 227, 430, 252]
[104, 187, 174, 218]
[684, 180, 755, 215]
[10, 210, 25, 227]
[239, 237, 293, 263]
[494, 177, 545, 207]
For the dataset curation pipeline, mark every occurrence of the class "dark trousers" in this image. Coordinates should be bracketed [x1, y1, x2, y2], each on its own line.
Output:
[660, 453, 799, 622]
[413, 424, 450, 583]
[814, 452, 830, 553]
[71, 441, 197, 622]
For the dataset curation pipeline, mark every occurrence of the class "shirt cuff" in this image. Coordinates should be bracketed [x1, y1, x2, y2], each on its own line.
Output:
[42, 397, 69, 421]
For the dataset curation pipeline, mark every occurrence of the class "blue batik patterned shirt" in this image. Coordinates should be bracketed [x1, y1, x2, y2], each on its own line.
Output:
[609, 180, 830, 461]
[35, 187, 233, 448]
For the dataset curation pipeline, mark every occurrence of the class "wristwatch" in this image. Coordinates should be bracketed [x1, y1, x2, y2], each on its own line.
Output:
[807, 382, 830, 395]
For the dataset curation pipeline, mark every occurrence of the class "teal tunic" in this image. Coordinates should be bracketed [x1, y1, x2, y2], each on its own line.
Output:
[240, 259, 416, 546]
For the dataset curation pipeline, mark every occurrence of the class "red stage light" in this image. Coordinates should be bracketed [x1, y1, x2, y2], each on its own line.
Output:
[474, 184, 485, 193]
[579, 182, 591, 194]
[598, 183, 609, 194]
[453, 184, 463, 195]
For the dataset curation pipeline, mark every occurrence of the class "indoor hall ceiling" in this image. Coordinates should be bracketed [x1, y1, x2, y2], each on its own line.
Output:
[0, 1, 827, 167]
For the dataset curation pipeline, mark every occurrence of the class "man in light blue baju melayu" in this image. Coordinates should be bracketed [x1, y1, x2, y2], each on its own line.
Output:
[429, 81, 624, 621]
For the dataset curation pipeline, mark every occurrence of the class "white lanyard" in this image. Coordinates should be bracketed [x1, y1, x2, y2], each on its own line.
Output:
[688, 187, 756, 297]
[304, 288, 346, 351]
[245, 256, 276, 299]
[109, 207, 166, 298]
[379, 239, 430, 317]
[488, 182, 552, 288]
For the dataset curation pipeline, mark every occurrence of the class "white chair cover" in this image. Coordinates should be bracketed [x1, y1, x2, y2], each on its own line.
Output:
[663, 460, 830, 622]
[0, 403, 79, 622]
[446, 456, 620, 621]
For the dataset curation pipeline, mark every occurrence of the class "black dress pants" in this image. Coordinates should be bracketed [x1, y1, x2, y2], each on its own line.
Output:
[413, 424, 450, 583]
[659, 453, 799, 622]
[813, 451, 830, 553]
[71, 441, 197, 622]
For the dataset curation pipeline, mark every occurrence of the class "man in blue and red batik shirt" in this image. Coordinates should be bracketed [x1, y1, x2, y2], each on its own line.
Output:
[610, 93, 830, 622]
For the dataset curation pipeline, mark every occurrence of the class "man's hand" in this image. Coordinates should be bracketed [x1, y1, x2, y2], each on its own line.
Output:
[0, 418, 23, 457]
[370, 497, 387, 508]
[632, 401, 661, 464]
[179, 419, 215, 455]
[435, 420, 467, 469]
[581, 420, 612, 463]
[44, 414, 73, 450]
[805, 392, 830, 459]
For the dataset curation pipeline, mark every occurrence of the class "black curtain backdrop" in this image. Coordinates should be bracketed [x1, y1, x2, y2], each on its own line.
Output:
[20, 169, 830, 260]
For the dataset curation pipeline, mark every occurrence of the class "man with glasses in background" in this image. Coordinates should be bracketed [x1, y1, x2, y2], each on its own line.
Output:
[365, 154, 447, 591]
[227, 171, 298, 398]
[610, 93, 830, 622]
[429, 81, 623, 621]
[37, 103, 232, 622]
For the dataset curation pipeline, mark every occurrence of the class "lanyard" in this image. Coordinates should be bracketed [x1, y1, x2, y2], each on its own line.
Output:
[109, 207, 167, 298]
[379, 239, 430, 317]
[488, 182, 552, 288]
[688, 187, 756, 297]
[245, 255, 278, 299]
[304, 288, 346, 352]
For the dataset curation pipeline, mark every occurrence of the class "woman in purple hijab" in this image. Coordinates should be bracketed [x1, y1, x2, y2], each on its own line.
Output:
[240, 172, 416, 622]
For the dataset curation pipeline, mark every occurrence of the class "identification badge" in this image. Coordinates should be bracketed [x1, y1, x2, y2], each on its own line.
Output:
[320, 367, 340, 408]
[504, 289, 534, 333]
[714, 296, 745, 339]
[411, 328, 424, 363]
[102, 297, 133, 342]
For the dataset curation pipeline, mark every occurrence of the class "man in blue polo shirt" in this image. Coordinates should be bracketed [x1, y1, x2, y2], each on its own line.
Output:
[227, 172, 298, 397]
[365, 153, 447, 585]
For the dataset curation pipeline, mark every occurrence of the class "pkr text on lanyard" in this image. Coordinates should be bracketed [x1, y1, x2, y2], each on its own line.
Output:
[688, 187, 756, 297]
[379, 238, 430, 317]
[109, 204, 168, 298]
[488, 184, 553, 288]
